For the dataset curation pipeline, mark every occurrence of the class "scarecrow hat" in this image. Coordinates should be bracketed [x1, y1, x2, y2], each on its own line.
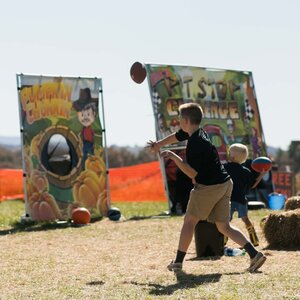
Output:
[73, 88, 98, 112]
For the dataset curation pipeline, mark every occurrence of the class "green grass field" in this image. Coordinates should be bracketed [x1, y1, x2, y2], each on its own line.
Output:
[0, 200, 169, 227]
[0, 199, 25, 226]
[0, 200, 299, 300]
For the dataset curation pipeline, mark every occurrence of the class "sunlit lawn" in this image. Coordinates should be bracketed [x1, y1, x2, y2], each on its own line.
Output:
[0, 200, 299, 300]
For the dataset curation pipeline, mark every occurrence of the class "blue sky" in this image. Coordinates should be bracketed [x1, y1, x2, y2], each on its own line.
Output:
[1, 0, 299, 150]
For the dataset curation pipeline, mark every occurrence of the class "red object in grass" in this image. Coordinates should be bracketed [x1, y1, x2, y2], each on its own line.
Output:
[72, 207, 91, 225]
[251, 156, 272, 173]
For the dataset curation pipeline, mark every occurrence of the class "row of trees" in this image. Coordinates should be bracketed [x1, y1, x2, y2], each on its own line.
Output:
[106, 145, 156, 168]
[0, 146, 22, 169]
[0, 145, 156, 169]
[1, 142, 299, 172]
[272, 141, 300, 174]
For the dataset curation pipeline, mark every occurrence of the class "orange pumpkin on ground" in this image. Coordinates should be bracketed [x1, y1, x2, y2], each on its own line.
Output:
[72, 207, 91, 225]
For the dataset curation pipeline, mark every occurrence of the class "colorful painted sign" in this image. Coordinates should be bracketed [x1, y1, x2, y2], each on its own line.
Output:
[146, 64, 267, 158]
[145, 64, 269, 212]
[17, 75, 109, 221]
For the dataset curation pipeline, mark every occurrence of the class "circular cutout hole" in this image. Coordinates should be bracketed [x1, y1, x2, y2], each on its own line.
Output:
[41, 134, 78, 176]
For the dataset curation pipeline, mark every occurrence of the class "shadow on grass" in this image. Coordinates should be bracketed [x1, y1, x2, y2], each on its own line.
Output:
[188, 255, 222, 261]
[0, 216, 102, 236]
[263, 245, 300, 251]
[125, 214, 171, 221]
[123, 211, 181, 222]
[86, 280, 105, 286]
[127, 271, 222, 296]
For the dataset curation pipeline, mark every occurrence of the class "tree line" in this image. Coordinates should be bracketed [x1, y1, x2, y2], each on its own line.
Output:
[0, 145, 156, 169]
[0, 143, 299, 173]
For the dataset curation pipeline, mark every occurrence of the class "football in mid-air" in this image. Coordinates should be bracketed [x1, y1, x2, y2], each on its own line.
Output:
[251, 156, 272, 172]
[130, 61, 147, 84]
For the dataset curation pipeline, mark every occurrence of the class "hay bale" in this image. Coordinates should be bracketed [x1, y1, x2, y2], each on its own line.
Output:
[259, 215, 268, 230]
[285, 196, 300, 211]
[263, 209, 300, 248]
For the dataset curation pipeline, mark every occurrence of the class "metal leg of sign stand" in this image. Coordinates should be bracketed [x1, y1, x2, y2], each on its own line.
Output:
[16, 74, 32, 224]
[99, 82, 112, 214]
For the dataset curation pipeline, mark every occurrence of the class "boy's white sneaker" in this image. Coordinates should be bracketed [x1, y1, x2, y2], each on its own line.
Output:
[167, 260, 182, 272]
[247, 252, 266, 272]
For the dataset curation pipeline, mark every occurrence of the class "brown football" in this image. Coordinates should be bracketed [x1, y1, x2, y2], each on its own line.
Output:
[130, 61, 147, 84]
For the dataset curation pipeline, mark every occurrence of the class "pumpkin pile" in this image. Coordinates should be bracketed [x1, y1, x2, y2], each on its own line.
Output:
[72, 155, 108, 216]
[27, 169, 62, 221]
[29, 191, 62, 221]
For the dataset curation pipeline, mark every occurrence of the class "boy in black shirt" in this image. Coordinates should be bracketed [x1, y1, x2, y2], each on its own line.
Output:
[224, 143, 263, 246]
[147, 103, 266, 273]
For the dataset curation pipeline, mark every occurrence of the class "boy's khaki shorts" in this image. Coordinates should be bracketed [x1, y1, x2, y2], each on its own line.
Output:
[186, 179, 233, 223]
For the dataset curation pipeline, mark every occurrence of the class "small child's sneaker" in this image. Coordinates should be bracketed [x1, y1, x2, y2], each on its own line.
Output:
[167, 260, 182, 272]
[247, 252, 266, 273]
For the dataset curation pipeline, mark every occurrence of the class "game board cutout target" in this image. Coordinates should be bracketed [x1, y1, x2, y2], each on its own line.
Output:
[131, 63, 271, 213]
[17, 75, 109, 221]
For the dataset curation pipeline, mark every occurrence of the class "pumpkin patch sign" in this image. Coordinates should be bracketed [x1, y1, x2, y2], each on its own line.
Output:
[17, 74, 109, 221]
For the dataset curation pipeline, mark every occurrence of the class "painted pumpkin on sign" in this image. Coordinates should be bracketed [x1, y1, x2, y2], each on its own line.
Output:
[29, 192, 61, 221]
[85, 155, 107, 191]
[97, 189, 109, 216]
[31, 169, 49, 193]
[72, 169, 101, 208]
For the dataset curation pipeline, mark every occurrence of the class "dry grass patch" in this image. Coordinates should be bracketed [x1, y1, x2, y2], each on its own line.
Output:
[0, 208, 300, 299]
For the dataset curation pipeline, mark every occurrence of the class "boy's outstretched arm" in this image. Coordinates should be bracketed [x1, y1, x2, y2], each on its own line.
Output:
[251, 172, 267, 189]
[146, 133, 178, 154]
[161, 150, 197, 183]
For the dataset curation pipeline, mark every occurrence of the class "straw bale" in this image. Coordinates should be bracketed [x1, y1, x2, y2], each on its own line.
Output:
[285, 196, 300, 211]
[263, 209, 300, 248]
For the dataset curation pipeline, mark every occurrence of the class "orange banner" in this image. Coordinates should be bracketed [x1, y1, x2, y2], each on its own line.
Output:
[0, 169, 24, 201]
[109, 161, 165, 202]
[0, 161, 166, 202]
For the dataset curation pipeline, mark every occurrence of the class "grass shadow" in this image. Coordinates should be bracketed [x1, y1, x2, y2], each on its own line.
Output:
[263, 245, 300, 251]
[127, 271, 222, 296]
[125, 211, 172, 221]
[188, 255, 222, 261]
[0, 215, 102, 236]
[86, 280, 105, 286]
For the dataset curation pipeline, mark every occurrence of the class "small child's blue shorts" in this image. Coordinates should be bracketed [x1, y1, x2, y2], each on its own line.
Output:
[230, 201, 248, 220]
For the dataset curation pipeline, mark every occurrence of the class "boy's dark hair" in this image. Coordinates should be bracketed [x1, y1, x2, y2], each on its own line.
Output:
[179, 103, 203, 125]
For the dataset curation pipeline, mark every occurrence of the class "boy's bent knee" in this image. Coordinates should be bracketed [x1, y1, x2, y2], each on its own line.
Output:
[215, 221, 230, 235]
[184, 213, 198, 226]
